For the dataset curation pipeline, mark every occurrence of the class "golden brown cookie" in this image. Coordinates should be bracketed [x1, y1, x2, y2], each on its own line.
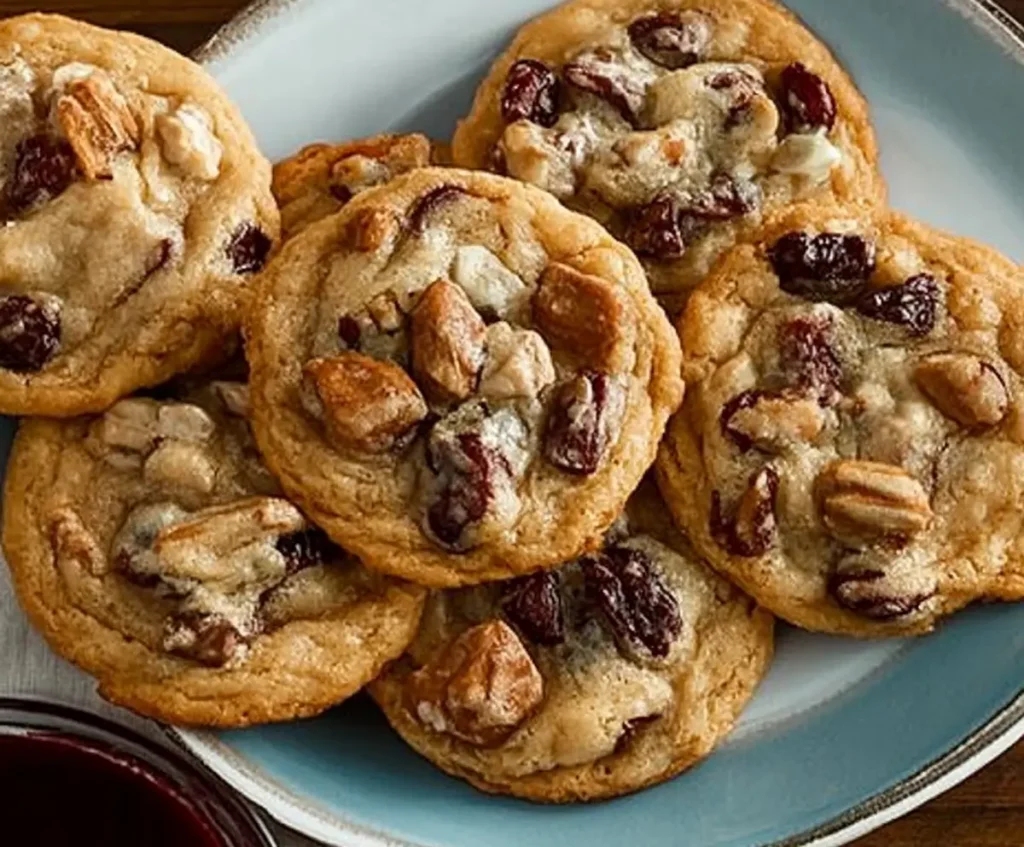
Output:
[657, 204, 1024, 636]
[0, 15, 278, 416]
[273, 133, 449, 240]
[245, 167, 683, 588]
[2, 376, 426, 726]
[452, 0, 884, 314]
[371, 482, 773, 802]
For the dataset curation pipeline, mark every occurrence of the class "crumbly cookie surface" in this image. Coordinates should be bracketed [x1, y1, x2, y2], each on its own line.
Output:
[2, 376, 425, 726]
[657, 204, 1024, 636]
[452, 0, 883, 314]
[370, 482, 773, 803]
[245, 167, 683, 587]
[274, 133, 447, 240]
[0, 14, 278, 415]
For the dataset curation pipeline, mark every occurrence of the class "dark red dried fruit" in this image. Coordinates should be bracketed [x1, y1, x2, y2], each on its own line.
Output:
[615, 714, 661, 753]
[226, 223, 272, 274]
[502, 571, 566, 646]
[164, 611, 245, 667]
[427, 432, 496, 549]
[720, 389, 763, 452]
[544, 371, 614, 476]
[779, 62, 837, 133]
[329, 184, 354, 204]
[337, 315, 362, 348]
[770, 232, 876, 303]
[627, 12, 710, 69]
[563, 55, 646, 127]
[408, 185, 467, 235]
[3, 134, 77, 214]
[777, 316, 843, 405]
[501, 59, 562, 128]
[581, 546, 682, 659]
[855, 274, 939, 336]
[688, 174, 762, 219]
[276, 527, 339, 575]
[113, 549, 163, 590]
[829, 570, 932, 621]
[710, 467, 780, 558]
[623, 197, 688, 260]
[0, 295, 61, 372]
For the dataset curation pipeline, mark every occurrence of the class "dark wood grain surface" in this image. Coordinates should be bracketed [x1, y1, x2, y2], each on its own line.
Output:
[0, 0, 1022, 845]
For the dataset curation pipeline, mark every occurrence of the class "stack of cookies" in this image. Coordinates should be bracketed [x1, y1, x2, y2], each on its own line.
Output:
[3, 0, 1023, 805]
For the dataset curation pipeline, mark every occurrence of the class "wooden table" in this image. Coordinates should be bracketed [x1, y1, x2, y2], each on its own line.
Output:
[0, 0, 1022, 844]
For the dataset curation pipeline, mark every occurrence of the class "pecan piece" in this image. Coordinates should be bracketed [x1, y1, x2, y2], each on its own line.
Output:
[305, 352, 428, 452]
[411, 280, 487, 403]
[711, 467, 780, 557]
[722, 390, 825, 452]
[914, 353, 1009, 428]
[56, 72, 139, 180]
[405, 620, 543, 747]
[478, 322, 555, 401]
[532, 263, 635, 372]
[817, 460, 932, 548]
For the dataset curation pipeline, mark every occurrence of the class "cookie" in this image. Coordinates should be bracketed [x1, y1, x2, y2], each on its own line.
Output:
[2, 375, 426, 726]
[370, 481, 773, 802]
[274, 133, 448, 240]
[657, 204, 1024, 636]
[0, 14, 278, 416]
[245, 167, 683, 587]
[452, 0, 884, 314]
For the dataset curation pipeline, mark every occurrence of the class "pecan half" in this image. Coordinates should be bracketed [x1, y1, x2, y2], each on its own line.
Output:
[532, 263, 635, 372]
[56, 72, 139, 180]
[817, 460, 932, 548]
[405, 620, 543, 747]
[305, 352, 428, 452]
[411, 280, 487, 403]
[914, 353, 1009, 428]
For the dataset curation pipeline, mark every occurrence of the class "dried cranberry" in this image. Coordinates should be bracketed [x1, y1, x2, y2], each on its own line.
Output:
[615, 714, 661, 753]
[408, 185, 467, 234]
[337, 315, 362, 348]
[623, 197, 688, 260]
[276, 527, 339, 575]
[3, 134, 77, 214]
[777, 316, 843, 404]
[501, 59, 562, 128]
[226, 223, 272, 274]
[544, 371, 614, 476]
[855, 274, 939, 336]
[779, 63, 837, 133]
[720, 389, 763, 452]
[688, 174, 761, 219]
[427, 433, 496, 549]
[581, 546, 682, 659]
[0, 295, 61, 372]
[164, 611, 245, 667]
[627, 12, 710, 69]
[710, 467, 780, 558]
[829, 570, 931, 621]
[563, 54, 646, 127]
[770, 232, 876, 303]
[329, 184, 354, 204]
[502, 571, 565, 646]
[113, 549, 162, 590]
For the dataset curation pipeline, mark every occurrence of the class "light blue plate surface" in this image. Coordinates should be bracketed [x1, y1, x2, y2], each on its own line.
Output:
[170, 1, 1024, 845]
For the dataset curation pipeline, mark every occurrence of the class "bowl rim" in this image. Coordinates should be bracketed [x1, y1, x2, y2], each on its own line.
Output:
[177, 1, 1024, 845]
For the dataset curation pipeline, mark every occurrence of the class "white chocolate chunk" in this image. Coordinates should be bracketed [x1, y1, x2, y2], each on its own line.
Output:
[156, 103, 223, 180]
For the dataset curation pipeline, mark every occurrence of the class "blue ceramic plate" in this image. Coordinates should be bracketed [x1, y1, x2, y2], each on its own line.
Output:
[170, 1, 1024, 845]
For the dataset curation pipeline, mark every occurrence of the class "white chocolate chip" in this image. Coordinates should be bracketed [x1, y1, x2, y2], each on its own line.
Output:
[772, 132, 842, 183]
[144, 441, 217, 494]
[49, 62, 98, 97]
[450, 246, 528, 320]
[156, 103, 223, 181]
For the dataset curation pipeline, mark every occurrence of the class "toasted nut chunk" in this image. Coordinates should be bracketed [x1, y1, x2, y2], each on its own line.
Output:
[56, 71, 139, 179]
[479, 322, 556, 400]
[533, 263, 636, 372]
[143, 441, 217, 494]
[733, 467, 780, 556]
[213, 381, 250, 417]
[817, 460, 932, 547]
[366, 291, 405, 332]
[405, 620, 543, 747]
[727, 393, 826, 450]
[346, 206, 399, 251]
[500, 120, 579, 199]
[51, 508, 107, 576]
[98, 398, 159, 452]
[155, 103, 223, 181]
[914, 353, 1009, 428]
[306, 352, 428, 452]
[157, 403, 216, 442]
[411, 280, 487, 403]
[450, 246, 529, 320]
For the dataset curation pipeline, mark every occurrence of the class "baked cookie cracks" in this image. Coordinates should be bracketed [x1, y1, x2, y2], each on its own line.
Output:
[0, 15, 278, 416]
[657, 204, 1024, 636]
[371, 483, 772, 801]
[452, 0, 883, 313]
[246, 167, 683, 587]
[2, 378, 425, 726]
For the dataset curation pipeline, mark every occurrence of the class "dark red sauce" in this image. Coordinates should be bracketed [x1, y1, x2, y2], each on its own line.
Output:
[0, 733, 228, 847]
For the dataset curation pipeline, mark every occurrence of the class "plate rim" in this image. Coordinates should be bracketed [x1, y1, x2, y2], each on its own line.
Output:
[177, 1, 1024, 845]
